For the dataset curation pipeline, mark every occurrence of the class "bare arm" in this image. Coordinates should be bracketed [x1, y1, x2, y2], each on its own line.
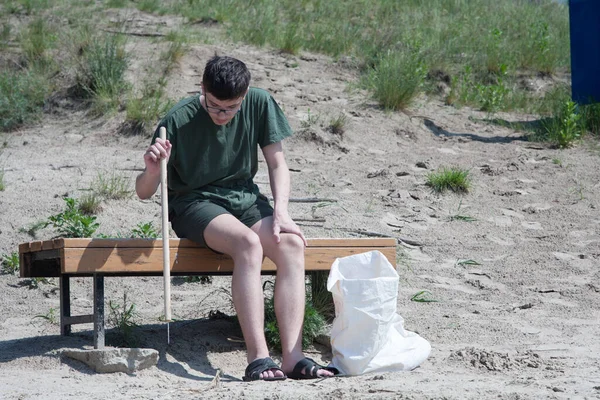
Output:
[262, 141, 306, 245]
[135, 138, 172, 200]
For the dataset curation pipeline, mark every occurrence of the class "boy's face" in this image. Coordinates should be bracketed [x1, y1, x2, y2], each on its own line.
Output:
[201, 86, 246, 126]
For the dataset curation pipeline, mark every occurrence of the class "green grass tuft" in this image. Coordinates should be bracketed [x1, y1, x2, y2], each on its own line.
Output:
[76, 34, 129, 114]
[364, 49, 427, 111]
[1, 252, 20, 275]
[92, 171, 132, 200]
[124, 83, 174, 136]
[0, 69, 51, 131]
[263, 281, 327, 351]
[108, 293, 140, 347]
[426, 167, 471, 194]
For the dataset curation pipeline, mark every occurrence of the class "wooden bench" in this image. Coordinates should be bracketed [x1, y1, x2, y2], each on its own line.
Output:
[19, 237, 396, 349]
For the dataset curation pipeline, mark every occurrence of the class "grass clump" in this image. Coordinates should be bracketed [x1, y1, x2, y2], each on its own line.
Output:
[263, 281, 326, 351]
[162, 30, 188, 73]
[19, 17, 56, 68]
[76, 34, 128, 114]
[328, 113, 348, 136]
[0, 169, 4, 191]
[44, 197, 100, 238]
[33, 307, 58, 325]
[1, 252, 20, 275]
[124, 83, 173, 136]
[78, 192, 102, 215]
[426, 167, 471, 194]
[0, 69, 51, 131]
[92, 171, 131, 200]
[540, 100, 583, 148]
[108, 293, 140, 347]
[364, 49, 427, 111]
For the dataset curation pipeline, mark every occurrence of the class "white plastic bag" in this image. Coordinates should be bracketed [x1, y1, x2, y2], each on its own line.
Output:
[327, 250, 431, 375]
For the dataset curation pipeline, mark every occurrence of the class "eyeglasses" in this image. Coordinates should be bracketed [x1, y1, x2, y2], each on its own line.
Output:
[203, 95, 242, 116]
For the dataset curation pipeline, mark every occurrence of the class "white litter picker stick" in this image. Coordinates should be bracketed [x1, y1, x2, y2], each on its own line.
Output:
[159, 126, 172, 344]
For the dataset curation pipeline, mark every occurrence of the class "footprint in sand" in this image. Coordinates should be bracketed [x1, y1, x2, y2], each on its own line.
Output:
[521, 221, 543, 230]
[486, 236, 515, 246]
[487, 216, 513, 227]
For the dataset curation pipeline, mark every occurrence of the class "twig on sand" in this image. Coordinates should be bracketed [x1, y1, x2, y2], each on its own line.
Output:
[101, 29, 165, 37]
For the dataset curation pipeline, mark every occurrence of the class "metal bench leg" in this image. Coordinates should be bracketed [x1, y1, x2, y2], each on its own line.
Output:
[60, 275, 71, 336]
[93, 274, 105, 349]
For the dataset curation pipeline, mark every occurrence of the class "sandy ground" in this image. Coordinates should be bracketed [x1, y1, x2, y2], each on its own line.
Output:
[1, 9, 600, 400]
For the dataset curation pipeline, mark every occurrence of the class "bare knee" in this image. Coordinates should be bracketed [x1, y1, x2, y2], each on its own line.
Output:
[269, 233, 305, 270]
[279, 233, 305, 255]
[231, 231, 263, 265]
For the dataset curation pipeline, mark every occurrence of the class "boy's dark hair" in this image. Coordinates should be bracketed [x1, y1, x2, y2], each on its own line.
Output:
[202, 55, 251, 100]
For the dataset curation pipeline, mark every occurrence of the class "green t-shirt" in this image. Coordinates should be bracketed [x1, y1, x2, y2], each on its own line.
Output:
[151, 87, 293, 216]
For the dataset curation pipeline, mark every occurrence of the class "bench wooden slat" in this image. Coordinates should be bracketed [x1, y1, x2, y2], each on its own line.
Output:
[19, 237, 395, 252]
[61, 246, 396, 274]
[19, 237, 397, 277]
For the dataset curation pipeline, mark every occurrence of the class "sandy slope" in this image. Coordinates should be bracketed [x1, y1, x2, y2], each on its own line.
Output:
[1, 9, 599, 400]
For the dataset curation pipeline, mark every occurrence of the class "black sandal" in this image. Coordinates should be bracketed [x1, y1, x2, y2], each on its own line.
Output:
[242, 357, 287, 381]
[287, 357, 339, 380]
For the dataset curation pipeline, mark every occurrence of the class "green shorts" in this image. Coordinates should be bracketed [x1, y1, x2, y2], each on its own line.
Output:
[170, 196, 273, 248]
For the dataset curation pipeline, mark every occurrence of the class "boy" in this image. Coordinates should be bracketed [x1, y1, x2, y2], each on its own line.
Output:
[136, 55, 337, 381]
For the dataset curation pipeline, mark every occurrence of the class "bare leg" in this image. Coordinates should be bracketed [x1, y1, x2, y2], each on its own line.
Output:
[204, 214, 283, 380]
[251, 217, 334, 377]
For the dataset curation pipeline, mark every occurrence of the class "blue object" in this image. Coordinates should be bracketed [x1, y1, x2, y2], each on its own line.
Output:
[569, 0, 600, 104]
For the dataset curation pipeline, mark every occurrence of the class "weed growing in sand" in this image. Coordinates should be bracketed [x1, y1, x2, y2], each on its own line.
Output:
[300, 108, 320, 129]
[456, 259, 482, 267]
[410, 290, 439, 303]
[365, 49, 427, 111]
[19, 220, 47, 239]
[309, 272, 335, 320]
[108, 293, 140, 347]
[20, 17, 56, 67]
[76, 34, 128, 115]
[93, 171, 131, 200]
[328, 113, 348, 136]
[263, 281, 326, 351]
[0, 22, 10, 49]
[130, 222, 159, 239]
[0, 169, 4, 191]
[426, 167, 471, 194]
[27, 277, 53, 289]
[449, 200, 477, 222]
[45, 197, 100, 238]
[162, 30, 189, 74]
[580, 103, 600, 137]
[1, 252, 20, 275]
[0, 69, 51, 131]
[541, 100, 582, 148]
[78, 192, 102, 215]
[33, 308, 58, 325]
[125, 82, 173, 135]
[552, 158, 562, 166]
[278, 23, 302, 55]
[476, 79, 510, 114]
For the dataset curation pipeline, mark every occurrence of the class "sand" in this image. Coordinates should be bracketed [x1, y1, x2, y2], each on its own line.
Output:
[1, 8, 599, 400]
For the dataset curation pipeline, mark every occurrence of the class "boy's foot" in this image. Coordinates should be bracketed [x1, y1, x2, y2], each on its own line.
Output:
[242, 357, 287, 381]
[286, 357, 339, 380]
